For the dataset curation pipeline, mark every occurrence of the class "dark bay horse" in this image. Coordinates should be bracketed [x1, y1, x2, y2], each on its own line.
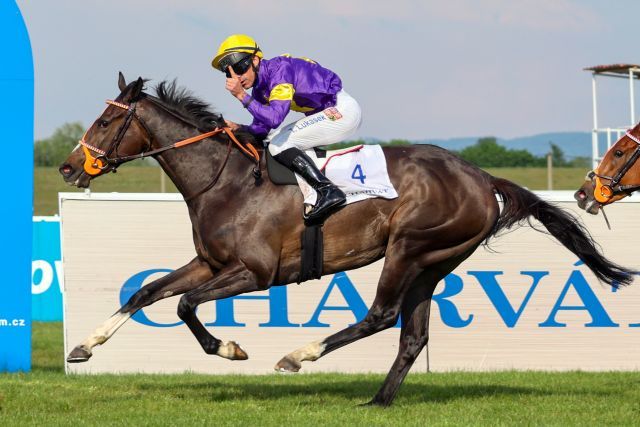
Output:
[575, 122, 640, 214]
[60, 74, 635, 407]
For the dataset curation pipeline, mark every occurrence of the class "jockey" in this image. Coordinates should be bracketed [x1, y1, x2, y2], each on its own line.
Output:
[212, 34, 362, 224]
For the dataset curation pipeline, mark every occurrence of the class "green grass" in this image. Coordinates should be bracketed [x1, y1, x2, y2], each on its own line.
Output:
[1, 323, 638, 426]
[485, 167, 588, 192]
[34, 166, 588, 216]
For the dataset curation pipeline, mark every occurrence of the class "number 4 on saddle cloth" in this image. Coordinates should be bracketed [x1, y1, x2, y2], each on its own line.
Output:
[266, 144, 398, 208]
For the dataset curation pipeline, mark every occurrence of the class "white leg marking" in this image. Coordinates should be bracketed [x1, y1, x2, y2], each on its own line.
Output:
[217, 341, 248, 360]
[217, 342, 238, 359]
[289, 340, 326, 364]
[80, 312, 131, 350]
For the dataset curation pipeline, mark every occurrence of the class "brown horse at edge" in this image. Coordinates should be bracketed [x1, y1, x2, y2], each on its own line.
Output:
[575, 122, 640, 215]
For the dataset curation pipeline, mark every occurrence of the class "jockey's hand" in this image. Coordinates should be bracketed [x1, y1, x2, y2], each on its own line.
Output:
[224, 119, 240, 131]
[225, 66, 246, 101]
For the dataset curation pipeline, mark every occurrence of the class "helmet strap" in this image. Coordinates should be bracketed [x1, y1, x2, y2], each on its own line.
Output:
[251, 57, 260, 87]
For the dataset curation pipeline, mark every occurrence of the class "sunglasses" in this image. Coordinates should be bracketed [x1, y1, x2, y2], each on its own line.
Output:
[224, 56, 253, 78]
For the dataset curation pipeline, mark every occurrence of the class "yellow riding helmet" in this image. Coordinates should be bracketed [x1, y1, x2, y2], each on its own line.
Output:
[211, 34, 263, 71]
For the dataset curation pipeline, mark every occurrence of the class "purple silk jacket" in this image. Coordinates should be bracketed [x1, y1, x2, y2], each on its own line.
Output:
[241, 55, 342, 138]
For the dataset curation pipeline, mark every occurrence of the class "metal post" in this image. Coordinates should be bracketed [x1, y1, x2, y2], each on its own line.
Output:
[630, 68, 636, 126]
[591, 73, 599, 168]
[160, 167, 166, 193]
[547, 153, 553, 191]
[425, 344, 430, 373]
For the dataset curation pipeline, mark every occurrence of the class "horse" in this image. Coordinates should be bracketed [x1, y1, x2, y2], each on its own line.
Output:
[60, 73, 635, 407]
[575, 122, 640, 214]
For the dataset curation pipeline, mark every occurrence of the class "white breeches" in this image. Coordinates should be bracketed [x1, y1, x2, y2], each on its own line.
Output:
[267, 90, 362, 156]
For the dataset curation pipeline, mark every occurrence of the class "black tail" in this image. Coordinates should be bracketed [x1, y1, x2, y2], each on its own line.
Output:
[490, 177, 636, 287]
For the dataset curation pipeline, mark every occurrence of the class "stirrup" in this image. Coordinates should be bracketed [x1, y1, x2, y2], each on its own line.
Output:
[302, 189, 346, 225]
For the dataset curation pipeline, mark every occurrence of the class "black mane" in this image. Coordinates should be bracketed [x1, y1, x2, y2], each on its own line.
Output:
[152, 80, 224, 131]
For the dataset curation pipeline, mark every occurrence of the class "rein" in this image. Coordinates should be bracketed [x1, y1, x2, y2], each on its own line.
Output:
[79, 99, 261, 198]
[591, 130, 640, 203]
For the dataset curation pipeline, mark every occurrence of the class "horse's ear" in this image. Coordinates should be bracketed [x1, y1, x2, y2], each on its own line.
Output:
[118, 72, 127, 92]
[130, 77, 144, 101]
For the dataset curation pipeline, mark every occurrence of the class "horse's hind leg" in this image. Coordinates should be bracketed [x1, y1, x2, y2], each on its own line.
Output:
[67, 257, 214, 363]
[275, 253, 420, 372]
[367, 275, 437, 407]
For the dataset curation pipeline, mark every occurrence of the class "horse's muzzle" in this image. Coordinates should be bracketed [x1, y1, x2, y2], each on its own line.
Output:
[59, 163, 73, 178]
[574, 188, 601, 215]
[59, 162, 91, 188]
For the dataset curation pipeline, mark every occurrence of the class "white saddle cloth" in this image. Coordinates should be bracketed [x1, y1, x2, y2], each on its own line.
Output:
[296, 144, 398, 206]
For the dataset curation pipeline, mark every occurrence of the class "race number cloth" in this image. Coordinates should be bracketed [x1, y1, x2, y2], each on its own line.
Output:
[296, 144, 398, 206]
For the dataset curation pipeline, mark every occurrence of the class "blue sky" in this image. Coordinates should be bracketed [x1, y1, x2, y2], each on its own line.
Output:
[17, 0, 640, 141]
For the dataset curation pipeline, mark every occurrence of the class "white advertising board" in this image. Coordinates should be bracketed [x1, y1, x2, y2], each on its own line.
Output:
[61, 192, 640, 374]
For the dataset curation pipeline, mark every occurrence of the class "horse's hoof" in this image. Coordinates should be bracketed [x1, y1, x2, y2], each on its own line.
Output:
[67, 345, 92, 363]
[218, 341, 249, 360]
[274, 355, 301, 373]
[360, 397, 390, 408]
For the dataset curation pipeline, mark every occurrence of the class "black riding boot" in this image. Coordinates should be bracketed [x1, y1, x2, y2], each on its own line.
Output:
[274, 147, 346, 223]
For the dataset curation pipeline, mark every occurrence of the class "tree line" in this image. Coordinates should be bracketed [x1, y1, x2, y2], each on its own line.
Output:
[34, 122, 84, 167]
[331, 137, 590, 168]
[451, 137, 590, 168]
[34, 123, 590, 168]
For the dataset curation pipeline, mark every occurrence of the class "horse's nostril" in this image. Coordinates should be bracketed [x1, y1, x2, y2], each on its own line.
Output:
[59, 164, 73, 177]
[578, 191, 586, 200]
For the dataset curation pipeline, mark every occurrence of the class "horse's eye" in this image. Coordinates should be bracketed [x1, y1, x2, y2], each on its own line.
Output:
[98, 119, 109, 128]
[614, 150, 624, 157]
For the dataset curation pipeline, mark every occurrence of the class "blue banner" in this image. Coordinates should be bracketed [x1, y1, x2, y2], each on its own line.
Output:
[0, 1, 34, 372]
[32, 218, 63, 321]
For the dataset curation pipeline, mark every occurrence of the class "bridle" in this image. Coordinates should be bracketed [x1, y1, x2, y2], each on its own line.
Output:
[590, 129, 640, 203]
[78, 100, 155, 174]
[78, 99, 261, 200]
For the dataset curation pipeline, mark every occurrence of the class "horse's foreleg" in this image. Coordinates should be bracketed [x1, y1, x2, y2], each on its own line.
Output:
[176, 261, 266, 361]
[67, 257, 214, 363]
[275, 255, 419, 373]
[367, 280, 436, 407]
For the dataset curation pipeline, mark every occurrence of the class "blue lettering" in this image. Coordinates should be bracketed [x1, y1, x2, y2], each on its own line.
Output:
[295, 115, 326, 131]
[121, 265, 632, 330]
[302, 272, 368, 327]
[539, 269, 619, 327]
[469, 271, 547, 327]
[432, 273, 473, 328]
[205, 286, 298, 327]
[120, 269, 183, 328]
[625, 273, 640, 326]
